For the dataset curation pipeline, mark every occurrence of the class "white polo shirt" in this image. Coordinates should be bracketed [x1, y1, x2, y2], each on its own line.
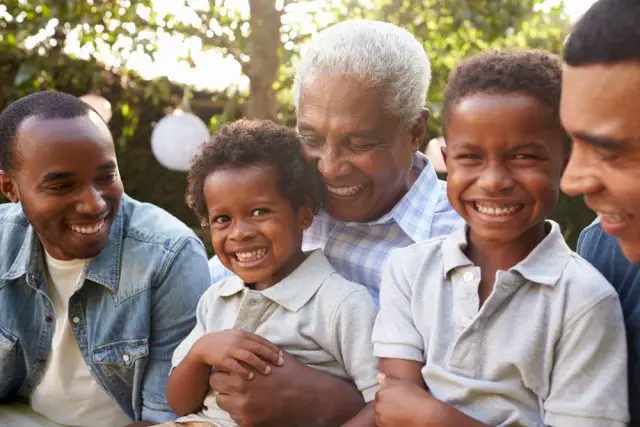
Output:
[173, 250, 379, 427]
[373, 221, 629, 427]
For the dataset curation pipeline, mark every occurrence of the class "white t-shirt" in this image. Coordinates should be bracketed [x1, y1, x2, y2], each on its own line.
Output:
[29, 252, 133, 427]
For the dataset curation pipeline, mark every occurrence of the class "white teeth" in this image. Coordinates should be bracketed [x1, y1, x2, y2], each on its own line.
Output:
[598, 212, 627, 223]
[475, 203, 522, 216]
[70, 219, 105, 235]
[327, 184, 365, 197]
[235, 248, 267, 263]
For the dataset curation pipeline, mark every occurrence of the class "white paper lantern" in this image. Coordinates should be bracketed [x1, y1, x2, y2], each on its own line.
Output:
[425, 137, 447, 173]
[151, 110, 210, 172]
[80, 94, 113, 123]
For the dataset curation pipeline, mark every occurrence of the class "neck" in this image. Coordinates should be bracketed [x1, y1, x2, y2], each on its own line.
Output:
[250, 249, 307, 291]
[466, 222, 548, 273]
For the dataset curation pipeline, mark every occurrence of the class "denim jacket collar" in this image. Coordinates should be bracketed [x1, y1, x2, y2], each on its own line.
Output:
[1, 202, 125, 293]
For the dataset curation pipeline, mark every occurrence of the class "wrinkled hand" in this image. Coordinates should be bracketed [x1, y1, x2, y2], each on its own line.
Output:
[210, 350, 312, 427]
[374, 374, 438, 427]
[194, 329, 283, 381]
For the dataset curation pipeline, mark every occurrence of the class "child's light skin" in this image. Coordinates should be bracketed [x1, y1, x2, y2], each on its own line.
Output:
[375, 92, 568, 426]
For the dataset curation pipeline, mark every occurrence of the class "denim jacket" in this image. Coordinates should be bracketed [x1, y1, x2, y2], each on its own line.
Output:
[0, 195, 211, 423]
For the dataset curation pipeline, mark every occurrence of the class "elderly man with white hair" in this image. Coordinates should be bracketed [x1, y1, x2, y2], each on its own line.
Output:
[207, 20, 461, 426]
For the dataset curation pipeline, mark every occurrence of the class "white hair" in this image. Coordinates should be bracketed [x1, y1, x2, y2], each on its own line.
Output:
[293, 19, 431, 126]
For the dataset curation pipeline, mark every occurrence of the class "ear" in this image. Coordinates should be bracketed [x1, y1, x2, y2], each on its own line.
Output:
[298, 200, 315, 230]
[440, 145, 448, 166]
[409, 109, 430, 152]
[0, 170, 19, 202]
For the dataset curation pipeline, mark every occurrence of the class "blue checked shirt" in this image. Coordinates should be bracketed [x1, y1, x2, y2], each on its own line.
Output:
[209, 152, 463, 304]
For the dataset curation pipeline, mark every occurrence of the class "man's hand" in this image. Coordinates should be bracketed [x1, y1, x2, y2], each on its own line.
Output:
[210, 350, 364, 427]
[375, 374, 490, 427]
[194, 329, 283, 380]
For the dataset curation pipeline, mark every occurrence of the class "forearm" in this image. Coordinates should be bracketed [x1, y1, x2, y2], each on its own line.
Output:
[298, 369, 364, 426]
[166, 352, 212, 416]
[342, 402, 375, 427]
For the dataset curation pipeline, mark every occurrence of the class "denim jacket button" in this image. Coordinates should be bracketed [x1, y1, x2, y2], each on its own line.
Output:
[122, 354, 130, 363]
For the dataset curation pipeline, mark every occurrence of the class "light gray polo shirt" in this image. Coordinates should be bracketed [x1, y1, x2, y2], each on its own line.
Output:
[373, 221, 629, 427]
[173, 249, 379, 427]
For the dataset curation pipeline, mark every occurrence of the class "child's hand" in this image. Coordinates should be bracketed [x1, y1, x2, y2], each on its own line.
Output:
[374, 373, 437, 427]
[193, 329, 283, 381]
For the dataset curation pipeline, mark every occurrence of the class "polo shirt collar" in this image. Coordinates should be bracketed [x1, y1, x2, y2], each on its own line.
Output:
[442, 220, 571, 286]
[218, 249, 332, 312]
[345, 152, 442, 243]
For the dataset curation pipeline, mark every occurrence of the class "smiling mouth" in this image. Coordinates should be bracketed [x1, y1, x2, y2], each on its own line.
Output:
[473, 201, 524, 217]
[69, 219, 106, 235]
[234, 248, 268, 263]
[326, 184, 366, 198]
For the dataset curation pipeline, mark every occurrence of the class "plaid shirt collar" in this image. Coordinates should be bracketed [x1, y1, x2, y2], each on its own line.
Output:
[343, 151, 442, 242]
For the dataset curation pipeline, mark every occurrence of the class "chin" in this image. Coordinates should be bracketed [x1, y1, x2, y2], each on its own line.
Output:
[619, 241, 640, 264]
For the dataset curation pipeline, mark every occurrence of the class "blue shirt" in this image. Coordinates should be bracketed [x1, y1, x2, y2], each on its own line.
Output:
[578, 220, 640, 426]
[209, 152, 463, 304]
[0, 195, 211, 423]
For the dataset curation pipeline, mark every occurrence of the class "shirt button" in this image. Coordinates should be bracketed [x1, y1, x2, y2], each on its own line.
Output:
[248, 300, 257, 306]
[72, 316, 81, 324]
[122, 354, 130, 363]
[463, 272, 474, 282]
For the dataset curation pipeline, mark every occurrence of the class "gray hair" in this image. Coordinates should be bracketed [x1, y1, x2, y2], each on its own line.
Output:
[293, 20, 431, 126]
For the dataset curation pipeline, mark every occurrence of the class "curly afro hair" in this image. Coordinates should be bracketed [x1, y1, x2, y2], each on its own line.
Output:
[564, 0, 640, 66]
[187, 119, 325, 226]
[442, 49, 565, 144]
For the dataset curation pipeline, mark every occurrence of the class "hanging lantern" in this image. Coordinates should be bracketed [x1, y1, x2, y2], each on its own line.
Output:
[150, 107, 210, 172]
[425, 137, 447, 173]
[80, 94, 113, 123]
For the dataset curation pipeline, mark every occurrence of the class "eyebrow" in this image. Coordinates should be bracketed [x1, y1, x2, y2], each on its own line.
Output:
[41, 160, 117, 182]
[572, 132, 630, 150]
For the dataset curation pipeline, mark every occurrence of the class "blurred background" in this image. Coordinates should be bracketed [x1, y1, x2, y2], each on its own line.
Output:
[0, 0, 596, 254]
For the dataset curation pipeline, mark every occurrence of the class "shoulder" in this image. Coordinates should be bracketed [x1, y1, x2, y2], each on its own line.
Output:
[311, 254, 376, 315]
[558, 251, 620, 315]
[386, 236, 448, 275]
[120, 195, 201, 251]
[0, 203, 30, 274]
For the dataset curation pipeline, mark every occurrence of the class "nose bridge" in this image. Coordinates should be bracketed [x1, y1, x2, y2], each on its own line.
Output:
[230, 217, 256, 240]
[478, 159, 513, 192]
[561, 144, 601, 196]
[76, 185, 106, 215]
[318, 139, 351, 178]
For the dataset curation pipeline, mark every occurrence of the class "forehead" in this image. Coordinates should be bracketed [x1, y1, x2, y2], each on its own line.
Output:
[447, 93, 558, 143]
[297, 74, 394, 132]
[204, 165, 283, 204]
[561, 63, 640, 141]
[15, 114, 114, 163]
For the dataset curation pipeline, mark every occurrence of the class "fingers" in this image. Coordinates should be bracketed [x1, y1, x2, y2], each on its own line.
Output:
[210, 370, 246, 394]
[243, 333, 283, 367]
[230, 347, 272, 376]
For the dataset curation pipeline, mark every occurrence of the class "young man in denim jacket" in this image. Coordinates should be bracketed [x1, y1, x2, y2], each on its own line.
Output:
[0, 91, 211, 427]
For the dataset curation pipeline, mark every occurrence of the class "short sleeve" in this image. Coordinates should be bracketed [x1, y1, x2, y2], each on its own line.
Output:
[331, 288, 380, 403]
[372, 249, 425, 362]
[171, 284, 218, 368]
[543, 293, 629, 427]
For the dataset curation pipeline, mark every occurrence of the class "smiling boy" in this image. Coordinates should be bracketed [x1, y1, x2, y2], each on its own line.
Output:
[162, 120, 379, 427]
[372, 50, 629, 427]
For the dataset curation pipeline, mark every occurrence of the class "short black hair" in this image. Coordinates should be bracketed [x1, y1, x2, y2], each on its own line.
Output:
[443, 49, 564, 139]
[564, 0, 640, 66]
[187, 119, 325, 226]
[0, 91, 98, 172]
